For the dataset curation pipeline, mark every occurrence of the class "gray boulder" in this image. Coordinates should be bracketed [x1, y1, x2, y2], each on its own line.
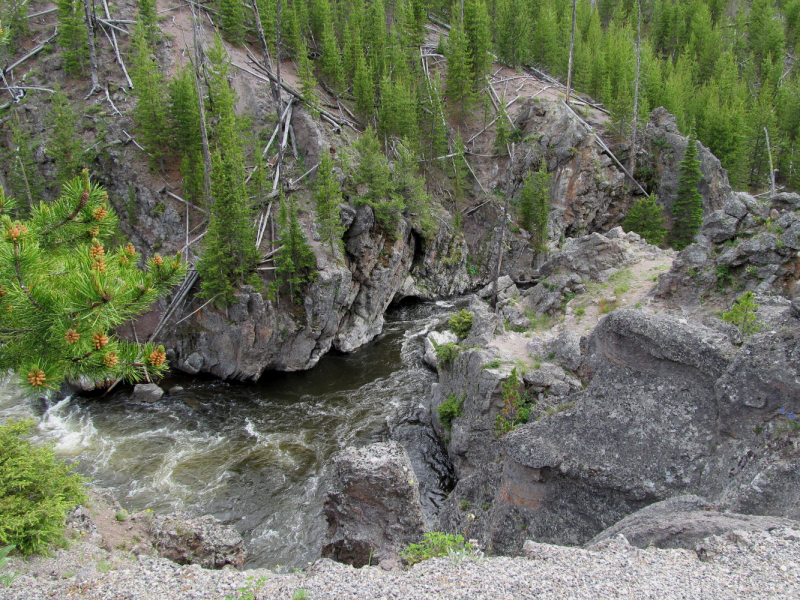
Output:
[147, 511, 245, 569]
[547, 330, 582, 373]
[701, 210, 739, 243]
[586, 495, 799, 550]
[321, 442, 425, 568]
[131, 383, 164, 403]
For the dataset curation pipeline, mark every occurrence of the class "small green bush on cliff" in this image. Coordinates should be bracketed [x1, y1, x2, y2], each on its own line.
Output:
[434, 342, 460, 368]
[448, 310, 474, 338]
[437, 393, 465, 430]
[722, 292, 761, 337]
[0, 419, 87, 555]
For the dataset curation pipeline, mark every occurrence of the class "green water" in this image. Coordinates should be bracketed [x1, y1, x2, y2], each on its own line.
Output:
[0, 300, 459, 568]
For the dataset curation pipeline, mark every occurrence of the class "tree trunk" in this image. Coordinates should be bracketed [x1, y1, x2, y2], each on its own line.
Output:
[629, 1, 642, 181]
[565, 0, 577, 105]
[492, 144, 515, 310]
[83, 0, 101, 96]
[190, 4, 212, 204]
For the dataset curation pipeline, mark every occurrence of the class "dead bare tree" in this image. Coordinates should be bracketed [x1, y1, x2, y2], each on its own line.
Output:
[491, 143, 515, 310]
[565, 0, 577, 105]
[190, 3, 212, 203]
[629, 0, 642, 181]
[83, 0, 101, 97]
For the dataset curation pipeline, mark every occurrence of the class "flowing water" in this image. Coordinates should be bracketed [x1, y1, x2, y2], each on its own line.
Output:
[0, 300, 461, 569]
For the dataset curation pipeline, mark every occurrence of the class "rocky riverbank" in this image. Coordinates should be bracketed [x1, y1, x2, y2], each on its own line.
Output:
[4, 519, 799, 599]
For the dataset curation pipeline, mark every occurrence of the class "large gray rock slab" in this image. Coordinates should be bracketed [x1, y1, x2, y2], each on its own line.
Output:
[586, 495, 800, 550]
[321, 442, 425, 568]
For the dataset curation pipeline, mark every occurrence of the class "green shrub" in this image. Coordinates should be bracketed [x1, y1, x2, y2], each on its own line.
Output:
[401, 532, 466, 565]
[722, 292, 761, 337]
[437, 394, 465, 430]
[434, 342, 460, 368]
[622, 196, 667, 246]
[0, 419, 87, 555]
[448, 310, 474, 338]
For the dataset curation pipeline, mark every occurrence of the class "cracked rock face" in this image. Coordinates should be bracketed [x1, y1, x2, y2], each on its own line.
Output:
[321, 441, 425, 568]
[436, 307, 800, 557]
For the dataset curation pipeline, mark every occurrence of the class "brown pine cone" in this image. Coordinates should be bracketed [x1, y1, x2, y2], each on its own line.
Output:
[93, 333, 109, 350]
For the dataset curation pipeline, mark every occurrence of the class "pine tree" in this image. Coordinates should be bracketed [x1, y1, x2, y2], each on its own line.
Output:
[444, 10, 473, 119]
[495, 0, 529, 67]
[56, 0, 88, 76]
[0, 170, 185, 391]
[256, 0, 278, 55]
[622, 195, 667, 246]
[451, 130, 470, 206]
[463, 0, 492, 85]
[131, 22, 170, 171]
[494, 98, 512, 156]
[354, 50, 374, 120]
[423, 73, 448, 161]
[2, 0, 29, 46]
[395, 140, 437, 239]
[137, 0, 159, 45]
[353, 127, 403, 231]
[197, 34, 260, 305]
[519, 162, 551, 252]
[4, 111, 44, 213]
[169, 65, 205, 203]
[219, 0, 246, 45]
[272, 194, 318, 304]
[320, 20, 345, 94]
[48, 88, 84, 185]
[314, 149, 345, 255]
[670, 129, 704, 250]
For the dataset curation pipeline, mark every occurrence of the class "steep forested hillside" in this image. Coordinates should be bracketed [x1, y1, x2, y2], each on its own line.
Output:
[0, 0, 796, 347]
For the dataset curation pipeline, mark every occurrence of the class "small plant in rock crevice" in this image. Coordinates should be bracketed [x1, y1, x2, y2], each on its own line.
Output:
[0, 545, 17, 588]
[722, 292, 761, 337]
[438, 393, 465, 431]
[434, 342, 461, 369]
[495, 368, 535, 435]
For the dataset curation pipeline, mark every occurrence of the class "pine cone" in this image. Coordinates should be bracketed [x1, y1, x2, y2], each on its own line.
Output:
[89, 242, 105, 258]
[152, 255, 164, 267]
[79, 190, 90, 206]
[103, 353, 119, 368]
[27, 369, 47, 387]
[92, 258, 107, 273]
[124, 243, 136, 256]
[6, 224, 25, 242]
[89, 226, 100, 237]
[93, 207, 108, 221]
[64, 329, 80, 344]
[0, 286, 6, 297]
[148, 348, 166, 367]
[93, 333, 109, 350]
[119, 255, 129, 266]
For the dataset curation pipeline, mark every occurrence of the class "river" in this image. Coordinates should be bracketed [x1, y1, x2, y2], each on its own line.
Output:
[0, 300, 460, 569]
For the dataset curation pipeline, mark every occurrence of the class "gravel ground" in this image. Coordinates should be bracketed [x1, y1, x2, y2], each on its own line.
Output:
[3, 528, 799, 600]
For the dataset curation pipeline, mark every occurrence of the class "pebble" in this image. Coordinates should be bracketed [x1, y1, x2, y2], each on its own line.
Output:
[4, 529, 799, 599]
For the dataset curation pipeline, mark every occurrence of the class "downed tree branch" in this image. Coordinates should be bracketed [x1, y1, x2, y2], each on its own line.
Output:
[560, 100, 649, 197]
[164, 190, 211, 215]
[101, 0, 134, 89]
[4, 30, 57, 74]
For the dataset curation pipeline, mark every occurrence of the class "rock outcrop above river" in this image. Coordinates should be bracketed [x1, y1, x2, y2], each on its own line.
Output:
[657, 190, 800, 305]
[321, 441, 425, 568]
[434, 303, 800, 556]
